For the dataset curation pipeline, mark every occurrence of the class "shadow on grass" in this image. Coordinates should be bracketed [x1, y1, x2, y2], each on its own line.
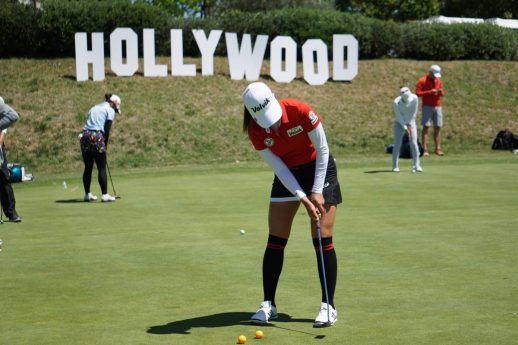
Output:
[364, 170, 394, 174]
[147, 312, 320, 336]
[55, 199, 87, 203]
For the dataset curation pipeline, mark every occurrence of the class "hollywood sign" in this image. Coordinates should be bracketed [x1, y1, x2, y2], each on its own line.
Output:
[75, 29, 358, 85]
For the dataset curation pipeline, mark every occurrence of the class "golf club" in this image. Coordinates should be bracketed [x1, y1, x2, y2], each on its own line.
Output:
[271, 324, 325, 339]
[316, 217, 331, 327]
[0, 208, 3, 224]
[106, 159, 121, 199]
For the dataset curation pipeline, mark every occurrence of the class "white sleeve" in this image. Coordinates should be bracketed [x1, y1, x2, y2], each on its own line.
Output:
[258, 149, 306, 200]
[307, 123, 329, 193]
[393, 99, 407, 129]
[409, 96, 418, 122]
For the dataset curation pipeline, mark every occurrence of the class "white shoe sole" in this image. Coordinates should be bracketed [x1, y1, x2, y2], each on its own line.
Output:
[250, 313, 278, 324]
[250, 315, 278, 324]
[314, 319, 337, 328]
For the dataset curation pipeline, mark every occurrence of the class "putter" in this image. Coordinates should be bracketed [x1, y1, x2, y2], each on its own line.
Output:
[316, 217, 331, 327]
[0, 208, 3, 224]
[106, 160, 121, 199]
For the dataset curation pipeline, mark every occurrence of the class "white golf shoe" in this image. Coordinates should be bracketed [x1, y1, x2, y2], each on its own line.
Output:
[84, 193, 97, 202]
[250, 301, 278, 324]
[392, 167, 400, 173]
[101, 194, 116, 202]
[314, 302, 337, 327]
[412, 166, 423, 173]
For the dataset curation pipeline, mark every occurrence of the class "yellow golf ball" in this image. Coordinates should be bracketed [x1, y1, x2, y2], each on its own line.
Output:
[238, 335, 247, 344]
[255, 330, 264, 339]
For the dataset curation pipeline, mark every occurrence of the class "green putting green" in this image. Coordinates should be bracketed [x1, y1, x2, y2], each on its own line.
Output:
[0, 154, 516, 345]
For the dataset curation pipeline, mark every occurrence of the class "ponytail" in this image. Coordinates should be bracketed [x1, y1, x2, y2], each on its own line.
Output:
[243, 106, 253, 133]
[104, 93, 112, 102]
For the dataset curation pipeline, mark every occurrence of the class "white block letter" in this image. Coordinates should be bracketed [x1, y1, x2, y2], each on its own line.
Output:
[333, 34, 358, 81]
[143, 28, 167, 77]
[75, 32, 105, 81]
[270, 36, 297, 83]
[225, 32, 268, 81]
[192, 29, 222, 76]
[110, 28, 139, 77]
[171, 29, 196, 76]
[302, 39, 329, 86]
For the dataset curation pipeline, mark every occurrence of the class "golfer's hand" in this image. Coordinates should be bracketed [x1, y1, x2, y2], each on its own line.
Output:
[406, 127, 412, 136]
[309, 193, 326, 218]
[301, 196, 320, 220]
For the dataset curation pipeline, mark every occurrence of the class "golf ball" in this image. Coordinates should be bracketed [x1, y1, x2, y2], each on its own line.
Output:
[240, 229, 245, 235]
[255, 330, 264, 339]
[238, 335, 247, 344]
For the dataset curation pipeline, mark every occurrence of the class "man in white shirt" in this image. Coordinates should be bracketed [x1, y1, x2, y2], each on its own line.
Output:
[392, 87, 423, 173]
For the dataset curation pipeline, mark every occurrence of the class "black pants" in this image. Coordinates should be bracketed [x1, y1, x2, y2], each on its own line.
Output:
[82, 150, 108, 195]
[0, 147, 18, 219]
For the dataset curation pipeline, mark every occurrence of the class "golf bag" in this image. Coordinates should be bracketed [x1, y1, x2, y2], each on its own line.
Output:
[491, 129, 518, 151]
[7, 163, 33, 183]
[399, 133, 424, 159]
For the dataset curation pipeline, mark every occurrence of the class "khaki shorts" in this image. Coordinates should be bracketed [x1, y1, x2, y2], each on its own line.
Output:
[422, 106, 443, 127]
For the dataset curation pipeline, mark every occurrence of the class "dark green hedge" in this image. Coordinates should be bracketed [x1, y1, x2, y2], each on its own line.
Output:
[0, 2, 517, 60]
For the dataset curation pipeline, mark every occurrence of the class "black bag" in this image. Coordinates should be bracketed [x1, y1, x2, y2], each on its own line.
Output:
[400, 133, 424, 159]
[491, 129, 515, 150]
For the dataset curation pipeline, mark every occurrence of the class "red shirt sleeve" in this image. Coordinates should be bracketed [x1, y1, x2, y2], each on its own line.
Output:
[436, 78, 444, 96]
[416, 76, 429, 97]
[290, 99, 321, 132]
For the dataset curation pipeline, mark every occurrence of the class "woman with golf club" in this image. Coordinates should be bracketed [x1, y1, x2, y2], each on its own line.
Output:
[242, 82, 341, 327]
[79, 93, 121, 202]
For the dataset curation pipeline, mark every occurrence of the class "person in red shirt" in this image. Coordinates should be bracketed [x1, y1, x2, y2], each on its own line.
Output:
[242, 82, 342, 327]
[416, 65, 445, 156]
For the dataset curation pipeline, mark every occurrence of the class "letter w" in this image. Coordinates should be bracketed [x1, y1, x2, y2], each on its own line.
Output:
[225, 33, 268, 81]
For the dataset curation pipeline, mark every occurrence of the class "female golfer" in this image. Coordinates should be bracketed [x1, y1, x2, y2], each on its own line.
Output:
[243, 82, 341, 327]
[80, 93, 121, 202]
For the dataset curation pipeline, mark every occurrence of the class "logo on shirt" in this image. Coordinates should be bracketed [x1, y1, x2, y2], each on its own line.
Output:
[308, 111, 318, 125]
[264, 137, 274, 147]
[287, 125, 303, 137]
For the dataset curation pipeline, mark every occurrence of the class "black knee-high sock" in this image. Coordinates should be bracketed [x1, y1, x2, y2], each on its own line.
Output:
[262, 234, 288, 306]
[313, 236, 337, 308]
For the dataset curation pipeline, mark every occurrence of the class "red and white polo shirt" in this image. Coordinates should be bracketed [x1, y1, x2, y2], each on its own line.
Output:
[248, 98, 321, 167]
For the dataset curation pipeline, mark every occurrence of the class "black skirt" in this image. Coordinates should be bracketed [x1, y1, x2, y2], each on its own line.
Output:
[270, 154, 342, 204]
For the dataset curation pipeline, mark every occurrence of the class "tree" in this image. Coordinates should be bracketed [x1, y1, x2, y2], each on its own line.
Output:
[337, 0, 441, 21]
[441, 0, 517, 19]
[210, 0, 335, 14]
[131, 0, 212, 17]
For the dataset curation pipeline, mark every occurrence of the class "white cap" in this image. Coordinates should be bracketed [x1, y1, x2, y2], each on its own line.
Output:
[0, 96, 4, 104]
[243, 82, 282, 129]
[109, 94, 121, 113]
[429, 64, 441, 78]
[400, 86, 411, 102]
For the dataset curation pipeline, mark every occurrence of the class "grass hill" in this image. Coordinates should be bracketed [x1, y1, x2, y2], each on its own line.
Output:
[0, 58, 516, 173]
